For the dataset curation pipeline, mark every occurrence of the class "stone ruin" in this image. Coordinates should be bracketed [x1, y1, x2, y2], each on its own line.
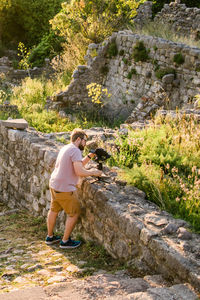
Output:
[45, 1, 200, 125]
[0, 56, 53, 85]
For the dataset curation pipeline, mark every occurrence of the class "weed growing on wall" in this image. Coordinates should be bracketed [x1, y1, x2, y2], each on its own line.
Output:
[173, 53, 185, 65]
[107, 41, 118, 58]
[100, 65, 109, 76]
[155, 68, 176, 79]
[108, 114, 200, 232]
[122, 58, 128, 64]
[127, 68, 137, 79]
[132, 41, 149, 62]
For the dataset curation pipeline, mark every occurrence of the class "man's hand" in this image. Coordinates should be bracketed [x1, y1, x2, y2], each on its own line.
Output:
[91, 169, 102, 177]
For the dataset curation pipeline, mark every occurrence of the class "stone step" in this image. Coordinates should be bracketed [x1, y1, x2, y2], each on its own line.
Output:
[0, 287, 46, 300]
[125, 284, 198, 300]
[1, 273, 198, 300]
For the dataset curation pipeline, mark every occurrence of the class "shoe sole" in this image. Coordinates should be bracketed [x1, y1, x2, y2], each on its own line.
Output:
[45, 240, 61, 245]
[60, 243, 81, 249]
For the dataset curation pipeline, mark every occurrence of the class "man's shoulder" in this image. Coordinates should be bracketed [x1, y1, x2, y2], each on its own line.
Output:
[62, 143, 80, 154]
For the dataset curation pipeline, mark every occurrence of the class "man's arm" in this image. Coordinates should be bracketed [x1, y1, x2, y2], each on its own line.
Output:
[82, 152, 96, 167]
[73, 161, 102, 177]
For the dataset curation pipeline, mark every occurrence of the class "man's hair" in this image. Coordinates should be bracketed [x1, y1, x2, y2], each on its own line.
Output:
[70, 128, 87, 142]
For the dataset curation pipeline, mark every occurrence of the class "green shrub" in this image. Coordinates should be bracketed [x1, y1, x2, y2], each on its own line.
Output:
[100, 65, 109, 75]
[127, 68, 137, 79]
[153, 45, 158, 51]
[0, 0, 64, 47]
[122, 58, 128, 64]
[119, 49, 125, 56]
[173, 53, 185, 65]
[127, 72, 132, 79]
[28, 31, 64, 67]
[132, 41, 149, 62]
[90, 49, 98, 58]
[108, 118, 200, 232]
[107, 42, 118, 58]
[0, 41, 6, 57]
[155, 68, 176, 79]
[195, 66, 200, 72]
[12, 60, 19, 69]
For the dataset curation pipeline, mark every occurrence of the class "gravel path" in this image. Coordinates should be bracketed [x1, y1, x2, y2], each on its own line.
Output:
[0, 203, 199, 299]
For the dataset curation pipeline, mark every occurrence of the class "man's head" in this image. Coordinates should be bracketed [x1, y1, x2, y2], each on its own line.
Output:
[71, 129, 88, 151]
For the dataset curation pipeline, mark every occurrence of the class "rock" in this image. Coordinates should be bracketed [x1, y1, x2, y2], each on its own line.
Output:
[66, 265, 80, 272]
[27, 264, 43, 272]
[47, 275, 66, 284]
[59, 110, 67, 118]
[177, 227, 192, 240]
[145, 214, 168, 227]
[162, 74, 175, 84]
[0, 209, 19, 216]
[162, 223, 179, 234]
[1, 119, 28, 130]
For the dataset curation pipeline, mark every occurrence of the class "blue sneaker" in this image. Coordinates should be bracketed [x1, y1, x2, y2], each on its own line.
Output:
[45, 235, 61, 245]
[60, 237, 81, 249]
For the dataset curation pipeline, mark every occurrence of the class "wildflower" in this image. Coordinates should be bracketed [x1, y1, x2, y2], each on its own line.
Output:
[166, 163, 170, 169]
[192, 166, 197, 173]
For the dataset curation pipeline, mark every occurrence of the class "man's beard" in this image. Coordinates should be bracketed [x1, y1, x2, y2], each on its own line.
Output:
[78, 144, 84, 151]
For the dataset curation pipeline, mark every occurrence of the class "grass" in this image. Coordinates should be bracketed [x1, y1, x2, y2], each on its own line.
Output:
[132, 21, 200, 49]
[0, 74, 121, 133]
[108, 113, 200, 232]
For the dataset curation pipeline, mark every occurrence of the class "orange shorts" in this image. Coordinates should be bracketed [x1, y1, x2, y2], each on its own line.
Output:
[50, 188, 81, 217]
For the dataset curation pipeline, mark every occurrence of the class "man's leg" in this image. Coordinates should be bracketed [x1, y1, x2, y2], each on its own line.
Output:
[47, 210, 58, 237]
[63, 213, 80, 241]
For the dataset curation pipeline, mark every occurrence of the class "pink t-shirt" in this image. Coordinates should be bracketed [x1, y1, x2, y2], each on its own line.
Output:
[49, 143, 82, 192]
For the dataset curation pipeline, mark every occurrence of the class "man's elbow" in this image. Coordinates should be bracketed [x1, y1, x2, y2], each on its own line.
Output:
[74, 170, 82, 176]
[74, 166, 84, 177]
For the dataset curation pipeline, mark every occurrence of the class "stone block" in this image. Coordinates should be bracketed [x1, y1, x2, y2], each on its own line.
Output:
[140, 228, 159, 245]
[162, 74, 175, 84]
[170, 283, 198, 300]
[10, 174, 19, 189]
[44, 150, 57, 167]
[8, 129, 18, 142]
[113, 238, 130, 259]
[33, 200, 39, 212]
[2, 119, 28, 130]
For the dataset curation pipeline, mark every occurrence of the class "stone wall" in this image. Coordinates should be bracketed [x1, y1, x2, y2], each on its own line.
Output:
[134, 1, 200, 40]
[0, 104, 20, 117]
[154, 1, 200, 40]
[133, 1, 153, 28]
[0, 56, 53, 84]
[47, 30, 200, 122]
[0, 120, 200, 292]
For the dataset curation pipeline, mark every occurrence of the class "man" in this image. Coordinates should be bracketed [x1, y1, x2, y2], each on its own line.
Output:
[45, 128, 102, 249]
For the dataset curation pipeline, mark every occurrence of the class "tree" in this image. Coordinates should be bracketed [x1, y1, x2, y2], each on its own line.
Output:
[51, 0, 145, 43]
[50, 0, 145, 69]
[0, 0, 65, 47]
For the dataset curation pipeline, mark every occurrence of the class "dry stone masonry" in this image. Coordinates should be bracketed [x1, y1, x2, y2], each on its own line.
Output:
[154, 1, 200, 40]
[0, 56, 52, 84]
[0, 120, 200, 294]
[48, 29, 200, 123]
